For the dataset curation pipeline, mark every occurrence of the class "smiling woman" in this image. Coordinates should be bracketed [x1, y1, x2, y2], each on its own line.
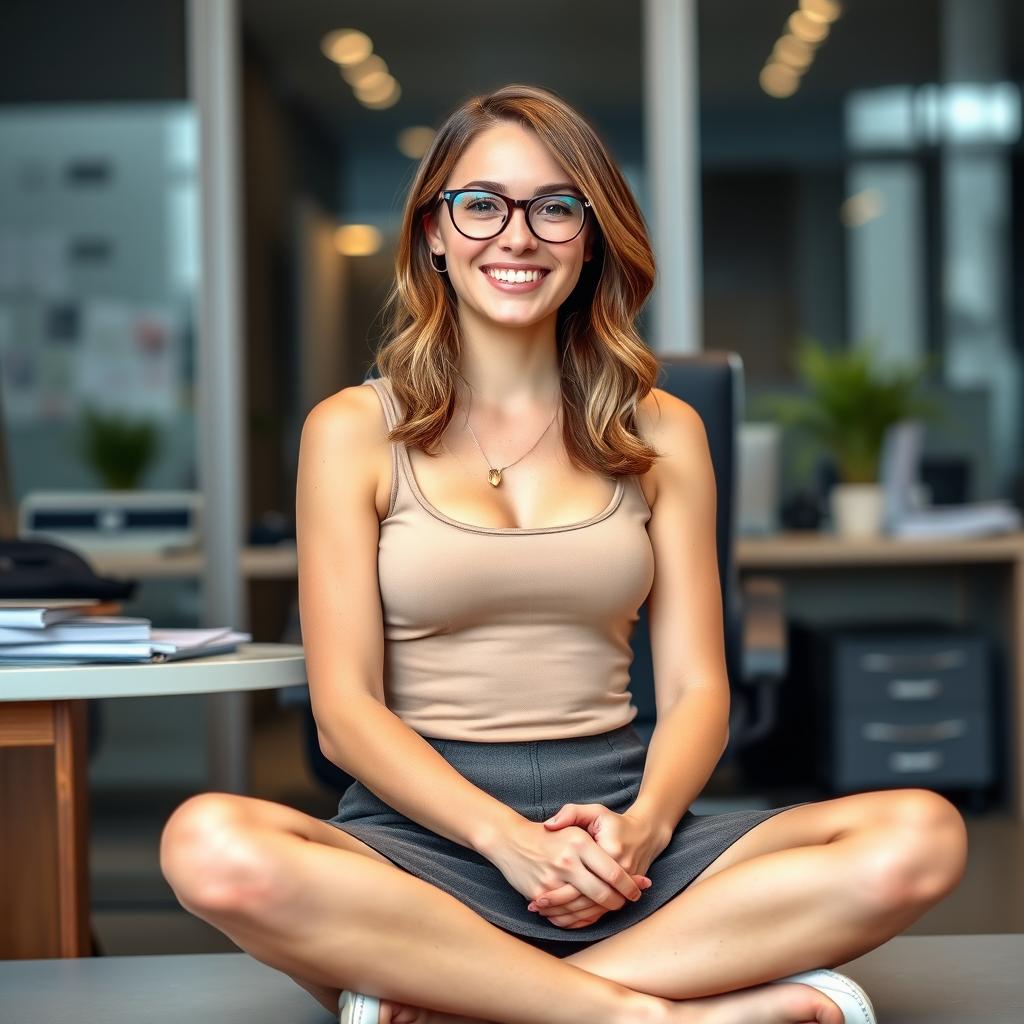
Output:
[156, 82, 964, 1024]
[377, 83, 660, 476]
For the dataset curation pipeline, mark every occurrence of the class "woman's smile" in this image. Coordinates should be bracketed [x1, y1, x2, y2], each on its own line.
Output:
[479, 263, 551, 293]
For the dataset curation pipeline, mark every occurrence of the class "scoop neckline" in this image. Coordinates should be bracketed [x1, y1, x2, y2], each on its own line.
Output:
[398, 425, 625, 536]
[401, 446, 624, 535]
[372, 374, 626, 535]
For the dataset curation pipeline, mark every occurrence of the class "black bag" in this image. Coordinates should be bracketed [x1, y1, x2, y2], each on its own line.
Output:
[0, 539, 136, 600]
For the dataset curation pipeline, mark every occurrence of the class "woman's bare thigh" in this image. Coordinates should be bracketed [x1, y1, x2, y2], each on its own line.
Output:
[169, 791, 402, 871]
[685, 789, 927, 889]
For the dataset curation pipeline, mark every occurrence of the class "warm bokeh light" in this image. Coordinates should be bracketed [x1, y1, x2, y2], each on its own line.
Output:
[354, 73, 399, 105]
[353, 69, 391, 93]
[774, 34, 814, 70]
[335, 224, 383, 256]
[397, 126, 435, 159]
[760, 62, 800, 98]
[320, 29, 373, 66]
[839, 189, 886, 228]
[341, 54, 388, 86]
[788, 10, 830, 44]
[358, 82, 403, 110]
[799, 0, 843, 24]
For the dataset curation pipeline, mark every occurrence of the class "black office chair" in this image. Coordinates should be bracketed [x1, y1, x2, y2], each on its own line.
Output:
[627, 353, 787, 757]
[298, 352, 787, 791]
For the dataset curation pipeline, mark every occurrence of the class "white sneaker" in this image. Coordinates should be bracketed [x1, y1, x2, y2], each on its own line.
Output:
[769, 968, 876, 1023]
[338, 989, 381, 1024]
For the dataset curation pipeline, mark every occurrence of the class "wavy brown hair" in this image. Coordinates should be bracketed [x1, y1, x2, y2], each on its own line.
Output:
[372, 83, 663, 475]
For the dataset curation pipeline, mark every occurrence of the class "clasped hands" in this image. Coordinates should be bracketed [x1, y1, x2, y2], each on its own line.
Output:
[493, 802, 669, 930]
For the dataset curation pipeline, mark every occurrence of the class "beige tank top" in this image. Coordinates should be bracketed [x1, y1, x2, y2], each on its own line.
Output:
[366, 375, 655, 742]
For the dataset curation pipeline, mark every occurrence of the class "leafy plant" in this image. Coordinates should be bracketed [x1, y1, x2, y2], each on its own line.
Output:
[754, 337, 943, 484]
[78, 406, 159, 490]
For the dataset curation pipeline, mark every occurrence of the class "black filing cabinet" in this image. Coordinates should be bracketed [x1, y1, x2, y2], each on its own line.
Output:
[811, 624, 996, 794]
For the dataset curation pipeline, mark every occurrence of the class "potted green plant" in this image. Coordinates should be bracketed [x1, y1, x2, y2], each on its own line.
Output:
[756, 338, 941, 538]
[77, 406, 159, 490]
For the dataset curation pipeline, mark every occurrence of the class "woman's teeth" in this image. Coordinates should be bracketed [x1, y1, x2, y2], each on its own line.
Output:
[485, 268, 545, 283]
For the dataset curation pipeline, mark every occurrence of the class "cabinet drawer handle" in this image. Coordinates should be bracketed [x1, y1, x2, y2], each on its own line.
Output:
[861, 651, 965, 672]
[862, 719, 966, 742]
[890, 750, 943, 773]
[887, 678, 942, 701]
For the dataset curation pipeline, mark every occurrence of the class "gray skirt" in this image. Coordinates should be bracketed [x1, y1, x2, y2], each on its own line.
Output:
[324, 722, 809, 957]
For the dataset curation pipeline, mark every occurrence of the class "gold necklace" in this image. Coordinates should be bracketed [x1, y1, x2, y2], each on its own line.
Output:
[456, 378, 561, 488]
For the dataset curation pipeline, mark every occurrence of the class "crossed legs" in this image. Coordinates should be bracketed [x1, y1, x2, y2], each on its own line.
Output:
[159, 788, 967, 1023]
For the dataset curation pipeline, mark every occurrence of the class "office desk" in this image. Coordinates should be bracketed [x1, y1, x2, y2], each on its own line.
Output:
[0, 644, 306, 960]
[737, 531, 1024, 818]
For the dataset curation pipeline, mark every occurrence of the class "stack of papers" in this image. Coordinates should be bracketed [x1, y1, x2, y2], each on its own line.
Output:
[889, 501, 1022, 540]
[0, 601, 251, 664]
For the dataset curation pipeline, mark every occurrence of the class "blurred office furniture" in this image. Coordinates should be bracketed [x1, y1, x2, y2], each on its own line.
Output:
[743, 622, 997, 809]
[738, 422, 781, 535]
[0, 644, 306, 960]
[4, 934, 1024, 1022]
[818, 625, 995, 796]
[738, 531, 1024, 817]
[18, 491, 204, 555]
[881, 421, 1022, 540]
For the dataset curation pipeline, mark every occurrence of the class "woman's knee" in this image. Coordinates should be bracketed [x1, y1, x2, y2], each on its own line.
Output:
[856, 789, 969, 908]
[159, 792, 276, 913]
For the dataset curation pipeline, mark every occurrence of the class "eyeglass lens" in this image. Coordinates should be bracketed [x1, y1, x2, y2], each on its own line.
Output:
[451, 191, 585, 242]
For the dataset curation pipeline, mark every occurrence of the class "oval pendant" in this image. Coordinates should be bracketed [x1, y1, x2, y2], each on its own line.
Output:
[487, 468, 502, 487]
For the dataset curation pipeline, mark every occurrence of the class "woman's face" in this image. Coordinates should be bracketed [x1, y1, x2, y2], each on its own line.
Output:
[423, 121, 594, 329]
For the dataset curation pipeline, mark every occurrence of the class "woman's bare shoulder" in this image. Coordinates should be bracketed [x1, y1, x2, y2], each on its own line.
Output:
[298, 383, 393, 523]
[634, 386, 705, 451]
[301, 382, 390, 452]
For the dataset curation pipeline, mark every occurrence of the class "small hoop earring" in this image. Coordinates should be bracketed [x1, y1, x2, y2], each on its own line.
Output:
[429, 251, 447, 273]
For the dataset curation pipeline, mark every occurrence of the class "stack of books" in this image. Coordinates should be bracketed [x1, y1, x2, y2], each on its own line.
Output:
[0, 599, 251, 665]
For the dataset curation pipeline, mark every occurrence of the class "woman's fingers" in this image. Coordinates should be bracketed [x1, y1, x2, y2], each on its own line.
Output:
[528, 882, 579, 909]
[578, 843, 642, 907]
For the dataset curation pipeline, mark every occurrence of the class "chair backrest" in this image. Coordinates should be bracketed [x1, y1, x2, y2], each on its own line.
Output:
[628, 352, 743, 744]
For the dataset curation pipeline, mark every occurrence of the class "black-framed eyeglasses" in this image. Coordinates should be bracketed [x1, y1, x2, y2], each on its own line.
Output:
[437, 188, 591, 243]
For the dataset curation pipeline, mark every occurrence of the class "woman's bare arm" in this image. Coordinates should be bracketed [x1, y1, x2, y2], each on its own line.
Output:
[295, 386, 526, 855]
[627, 389, 732, 841]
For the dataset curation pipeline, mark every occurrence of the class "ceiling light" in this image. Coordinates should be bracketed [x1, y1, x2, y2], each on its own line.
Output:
[788, 11, 830, 44]
[354, 69, 391, 93]
[355, 73, 399, 105]
[799, 0, 843, 24]
[335, 225, 382, 256]
[774, 34, 815, 70]
[397, 126, 435, 159]
[358, 81, 402, 110]
[320, 29, 373, 66]
[760, 62, 800, 98]
[342, 54, 388, 86]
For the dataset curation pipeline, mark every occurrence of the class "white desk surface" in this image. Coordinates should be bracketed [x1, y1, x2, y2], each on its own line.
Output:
[0, 642, 306, 701]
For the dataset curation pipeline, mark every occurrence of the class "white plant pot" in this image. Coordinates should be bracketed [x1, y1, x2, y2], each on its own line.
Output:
[830, 482, 884, 539]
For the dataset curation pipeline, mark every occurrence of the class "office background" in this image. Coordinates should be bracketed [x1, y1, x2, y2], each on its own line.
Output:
[1, 0, 1022, 954]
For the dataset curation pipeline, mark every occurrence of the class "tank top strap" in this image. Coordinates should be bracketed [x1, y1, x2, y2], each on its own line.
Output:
[365, 374, 400, 430]
[365, 375, 414, 522]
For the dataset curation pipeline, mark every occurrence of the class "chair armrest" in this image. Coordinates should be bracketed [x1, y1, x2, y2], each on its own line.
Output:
[740, 575, 788, 682]
[726, 576, 788, 751]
